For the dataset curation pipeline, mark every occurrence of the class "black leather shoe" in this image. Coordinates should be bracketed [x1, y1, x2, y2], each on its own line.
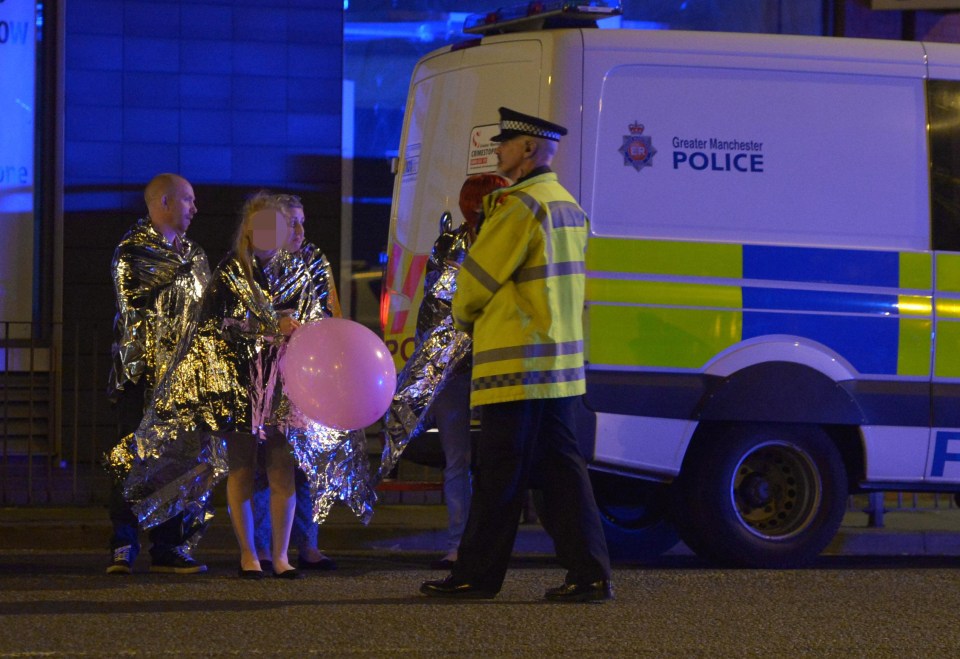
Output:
[544, 580, 613, 602]
[419, 576, 497, 599]
[238, 567, 264, 580]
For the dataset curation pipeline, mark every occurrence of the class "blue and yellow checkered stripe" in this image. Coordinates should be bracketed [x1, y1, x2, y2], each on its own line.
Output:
[935, 253, 960, 379]
[586, 238, 941, 377]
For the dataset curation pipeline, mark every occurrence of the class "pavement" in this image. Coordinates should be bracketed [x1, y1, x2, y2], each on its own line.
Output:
[4, 497, 960, 559]
[0, 502, 549, 557]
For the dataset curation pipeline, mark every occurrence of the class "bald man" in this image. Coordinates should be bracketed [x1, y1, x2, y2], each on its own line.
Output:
[104, 173, 211, 575]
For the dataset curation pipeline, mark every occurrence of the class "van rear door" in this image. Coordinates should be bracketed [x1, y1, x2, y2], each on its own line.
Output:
[383, 38, 547, 363]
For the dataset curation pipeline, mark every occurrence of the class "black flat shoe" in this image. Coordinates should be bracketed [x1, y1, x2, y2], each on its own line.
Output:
[238, 567, 264, 580]
[274, 568, 305, 580]
[419, 575, 497, 599]
[298, 556, 337, 571]
[544, 580, 613, 603]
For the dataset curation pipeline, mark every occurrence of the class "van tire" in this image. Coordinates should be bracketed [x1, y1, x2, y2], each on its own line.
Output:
[589, 471, 680, 561]
[675, 423, 847, 568]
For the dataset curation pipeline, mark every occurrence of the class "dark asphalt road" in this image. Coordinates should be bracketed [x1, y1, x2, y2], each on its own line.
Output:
[4, 549, 960, 656]
[4, 503, 960, 655]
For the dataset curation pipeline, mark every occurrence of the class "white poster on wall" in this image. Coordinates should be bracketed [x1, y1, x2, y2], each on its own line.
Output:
[0, 0, 36, 331]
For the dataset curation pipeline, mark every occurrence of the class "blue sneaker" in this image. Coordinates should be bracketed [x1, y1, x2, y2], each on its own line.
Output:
[106, 544, 136, 575]
[149, 546, 207, 574]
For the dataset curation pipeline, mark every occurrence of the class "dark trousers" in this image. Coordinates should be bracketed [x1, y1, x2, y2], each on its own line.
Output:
[108, 381, 185, 559]
[452, 396, 611, 592]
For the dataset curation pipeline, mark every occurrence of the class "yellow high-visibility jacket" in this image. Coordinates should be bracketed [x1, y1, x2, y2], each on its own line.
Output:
[452, 170, 588, 407]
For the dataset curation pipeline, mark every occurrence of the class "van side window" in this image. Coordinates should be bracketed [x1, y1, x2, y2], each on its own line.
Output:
[591, 66, 929, 251]
[929, 80, 960, 252]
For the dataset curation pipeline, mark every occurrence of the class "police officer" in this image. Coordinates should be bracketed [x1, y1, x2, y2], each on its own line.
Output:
[419, 107, 612, 602]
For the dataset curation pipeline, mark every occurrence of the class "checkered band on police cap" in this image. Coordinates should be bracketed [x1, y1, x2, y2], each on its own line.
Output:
[491, 107, 568, 142]
[500, 119, 564, 141]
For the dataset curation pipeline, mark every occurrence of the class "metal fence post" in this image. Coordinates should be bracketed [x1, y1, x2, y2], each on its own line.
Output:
[72, 322, 80, 500]
[1, 321, 7, 504]
[866, 491, 886, 528]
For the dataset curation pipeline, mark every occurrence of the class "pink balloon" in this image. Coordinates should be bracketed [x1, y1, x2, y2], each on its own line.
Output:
[281, 318, 397, 430]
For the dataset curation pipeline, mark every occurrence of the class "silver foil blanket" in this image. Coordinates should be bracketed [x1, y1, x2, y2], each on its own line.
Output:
[266, 243, 342, 322]
[125, 252, 274, 529]
[126, 248, 375, 529]
[125, 430, 225, 544]
[286, 411, 376, 524]
[377, 319, 471, 482]
[376, 226, 472, 482]
[107, 217, 211, 401]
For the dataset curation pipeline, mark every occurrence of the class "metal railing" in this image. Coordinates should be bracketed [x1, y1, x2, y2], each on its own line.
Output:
[1, 320, 111, 505]
[849, 491, 959, 528]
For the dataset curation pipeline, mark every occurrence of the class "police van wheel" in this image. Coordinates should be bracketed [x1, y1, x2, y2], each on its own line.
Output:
[589, 471, 680, 561]
[676, 423, 847, 568]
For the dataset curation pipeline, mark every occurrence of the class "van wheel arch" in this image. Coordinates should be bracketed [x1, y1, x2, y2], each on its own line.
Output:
[698, 361, 864, 425]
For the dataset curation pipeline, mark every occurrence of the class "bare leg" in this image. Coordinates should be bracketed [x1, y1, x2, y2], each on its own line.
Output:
[227, 465, 260, 572]
[265, 434, 296, 573]
[226, 432, 261, 572]
[251, 443, 273, 563]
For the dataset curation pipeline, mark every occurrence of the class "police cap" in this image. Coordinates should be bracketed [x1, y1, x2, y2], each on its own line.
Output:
[490, 107, 568, 143]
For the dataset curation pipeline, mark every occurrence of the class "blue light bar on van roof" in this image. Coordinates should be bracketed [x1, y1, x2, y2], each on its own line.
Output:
[463, 1, 622, 36]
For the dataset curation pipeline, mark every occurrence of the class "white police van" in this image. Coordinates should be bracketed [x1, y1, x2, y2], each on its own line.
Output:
[381, 1, 960, 567]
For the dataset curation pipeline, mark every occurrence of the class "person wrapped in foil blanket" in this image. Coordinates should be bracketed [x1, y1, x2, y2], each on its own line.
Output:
[125, 196, 375, 536]
[104, 212, 212, 547]
[377, 173, 510, 482]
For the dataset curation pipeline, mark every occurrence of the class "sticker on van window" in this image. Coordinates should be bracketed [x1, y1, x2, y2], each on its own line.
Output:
[402, 143, 420, 179]
[467, 124, 500, 175]
[619, 121, 657, 172]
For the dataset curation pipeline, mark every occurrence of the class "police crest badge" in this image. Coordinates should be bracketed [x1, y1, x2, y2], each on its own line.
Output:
[619, 121, 656, 172]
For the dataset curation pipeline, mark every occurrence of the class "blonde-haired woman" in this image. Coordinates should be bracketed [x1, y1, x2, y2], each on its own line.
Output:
[214, 192, 301, 577]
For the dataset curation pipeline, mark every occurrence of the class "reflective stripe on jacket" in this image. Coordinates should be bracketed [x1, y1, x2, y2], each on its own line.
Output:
[452, 171, 587, 406]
